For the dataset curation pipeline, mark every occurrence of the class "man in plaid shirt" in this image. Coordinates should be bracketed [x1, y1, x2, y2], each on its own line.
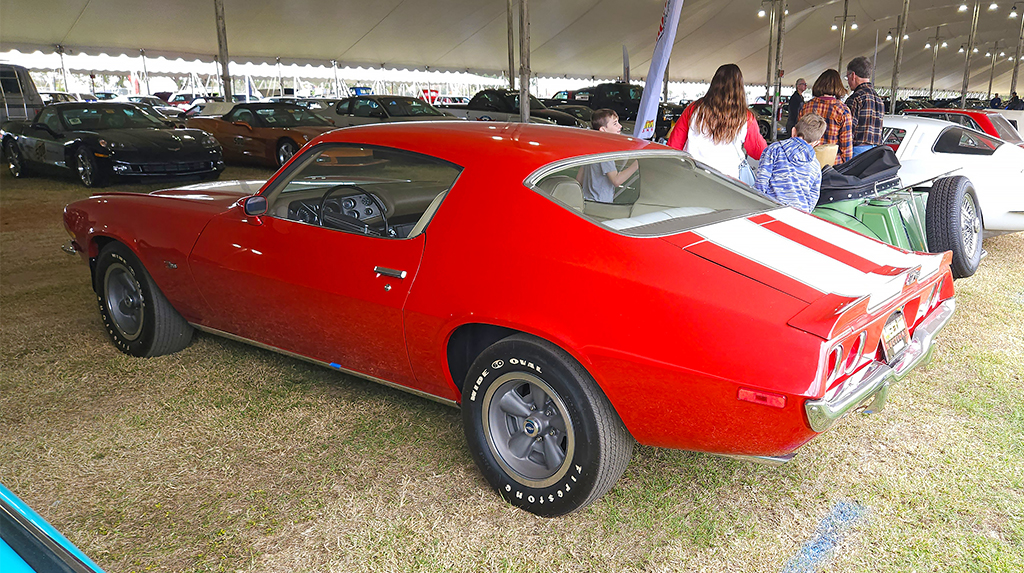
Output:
[845, 56, 884, 157]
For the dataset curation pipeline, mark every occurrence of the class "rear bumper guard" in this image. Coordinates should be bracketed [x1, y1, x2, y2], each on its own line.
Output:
[804, 299, 956, 433]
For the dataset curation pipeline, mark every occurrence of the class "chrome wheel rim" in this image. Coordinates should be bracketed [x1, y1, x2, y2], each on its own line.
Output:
[7, 143, 22, 176]
[481, 371, 574, 488]
[960, 193, 980, 260]
[77, 150, 93, 186]
[104, 263, 144, 341]
[277, 142, 296, 166]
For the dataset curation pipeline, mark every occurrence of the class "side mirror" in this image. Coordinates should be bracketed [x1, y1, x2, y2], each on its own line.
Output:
[370, 109, 387, 119]
[243, 195, 268, 216]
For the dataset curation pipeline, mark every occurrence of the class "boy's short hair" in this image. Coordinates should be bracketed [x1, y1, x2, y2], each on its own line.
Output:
[796, 113, 827, 143]
[591, 108, 618, 130]
[846, 56, 873, 80]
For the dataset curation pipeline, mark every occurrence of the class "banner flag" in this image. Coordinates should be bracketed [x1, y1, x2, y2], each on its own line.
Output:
[633, 0, 684, 140]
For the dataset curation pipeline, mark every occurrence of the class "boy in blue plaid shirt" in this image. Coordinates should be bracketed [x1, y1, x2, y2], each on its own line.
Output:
[754, 113, 827, 213]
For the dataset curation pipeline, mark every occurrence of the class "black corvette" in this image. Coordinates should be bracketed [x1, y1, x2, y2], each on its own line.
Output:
[1, 102, 224, 187]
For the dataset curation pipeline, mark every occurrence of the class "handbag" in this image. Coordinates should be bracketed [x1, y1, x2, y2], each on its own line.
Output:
[738, 157, 756, 186]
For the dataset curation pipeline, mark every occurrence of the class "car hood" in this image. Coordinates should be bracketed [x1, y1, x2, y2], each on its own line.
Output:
[665, 208, 945, 309]
[86, 128, 214, 151]
[147, 179, 267, 208]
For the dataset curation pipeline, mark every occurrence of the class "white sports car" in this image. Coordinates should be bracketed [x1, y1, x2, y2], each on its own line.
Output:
[882, 115, 1024, 234]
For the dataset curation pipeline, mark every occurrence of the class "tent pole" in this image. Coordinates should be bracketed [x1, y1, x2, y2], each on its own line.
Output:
[961, 1, 980, 108]
[140, 49, 151, 95]
[56, 45, 70, 93]
[507, 0, 516, 90]
[892, 1, 910, 111]
[765, 1, 775, 102]
[213, 0, 232, 99]
[770, 0, 786, 141]
[838, 0, 849, 72]
[1012, 11, 1024, 95]
[519, 0, 530, 123]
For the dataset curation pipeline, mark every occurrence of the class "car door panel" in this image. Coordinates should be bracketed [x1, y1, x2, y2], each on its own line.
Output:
[189, 210, 427, 390]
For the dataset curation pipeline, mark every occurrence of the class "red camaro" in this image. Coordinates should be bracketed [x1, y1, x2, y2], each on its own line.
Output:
[63, 122, 956, 516]
[902, 108, 1024, 147]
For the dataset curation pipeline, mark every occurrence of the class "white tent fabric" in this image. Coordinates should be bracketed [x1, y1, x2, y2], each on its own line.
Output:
[1, 0, 1021, 93]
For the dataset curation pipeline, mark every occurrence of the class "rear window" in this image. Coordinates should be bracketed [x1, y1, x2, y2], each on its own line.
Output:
[988, 114, 1023, 144]
[933, 126, 1002, 155]
[529, 151, 777, 237]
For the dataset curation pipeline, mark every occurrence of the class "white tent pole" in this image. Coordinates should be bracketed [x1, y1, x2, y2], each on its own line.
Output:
[140, 49, 151, 95]
[1012, 9, 1024, 95]
[765, 1, 776, 102]
[214, 0, 232, 99]
[770, 1, 787, 140]
[838, 0, 849, 72]
[507, 0, 516, 90]
[519, 0, 530, 123]
[56, 44, 70, 92]
[891, 0, 911, 110]
[961, 1, 980, 108]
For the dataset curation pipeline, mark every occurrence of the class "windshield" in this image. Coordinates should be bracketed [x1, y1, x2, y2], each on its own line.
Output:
[252, 105, 332, 127]
[377, 97, 445, 117]
[530, 152, 777, 237]
[988, 114, 1023, 144]
[60, 104, 169, 130]
[504, 92, 546, 111]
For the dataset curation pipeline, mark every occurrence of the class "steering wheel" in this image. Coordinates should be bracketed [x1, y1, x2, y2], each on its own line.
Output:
[318, 184, 392, 236]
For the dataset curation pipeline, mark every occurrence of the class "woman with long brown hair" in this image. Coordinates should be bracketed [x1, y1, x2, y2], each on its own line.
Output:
[798, 69, 853, 164]
[667, 63, 766, 180]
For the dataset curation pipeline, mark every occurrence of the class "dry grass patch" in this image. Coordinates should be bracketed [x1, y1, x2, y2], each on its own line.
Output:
[2, 167, 1022, 572]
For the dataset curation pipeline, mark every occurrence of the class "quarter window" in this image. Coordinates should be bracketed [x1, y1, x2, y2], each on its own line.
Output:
[933, 127, 1002, 155]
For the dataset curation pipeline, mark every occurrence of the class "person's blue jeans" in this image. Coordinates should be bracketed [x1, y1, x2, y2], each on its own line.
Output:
[852, 144, 874, 157]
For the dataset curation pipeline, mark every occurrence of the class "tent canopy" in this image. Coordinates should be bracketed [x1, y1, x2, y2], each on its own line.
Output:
[2, 0, 1021, 93]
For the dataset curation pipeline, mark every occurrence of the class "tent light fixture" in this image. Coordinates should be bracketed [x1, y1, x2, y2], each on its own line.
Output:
[1011, 4, 1019, 17]
[758, 8, 766, 17]
[904, 33, 910, 39]
[851, 21, 858, 29]
[989, 2, 999, 10]
[886, 30, 894, 41]
[925, 42, 932, 49]
[973, 46, 979, 52]
[832, 23, 839, 30]
[942, 41, 948, 48]
[959, 3, 969, 11]
[959, 44, 966, 52]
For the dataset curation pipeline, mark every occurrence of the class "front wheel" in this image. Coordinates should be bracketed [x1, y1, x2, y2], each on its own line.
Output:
[75, 146, 108, 188]
[926, 175, 982, 279]
[95, 242, 193, 357]
[462, 334, 633, 517]
[276, 139, 298, 167]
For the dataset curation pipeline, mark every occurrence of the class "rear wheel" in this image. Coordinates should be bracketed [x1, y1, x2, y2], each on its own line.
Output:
[4, 138, 28, 178]
[758, 120, 771, 140]
[462, 334, 633, 517]
[276, 139, 298, 167]
[95, 242, 193, 357]
[926, 175, 982, 279]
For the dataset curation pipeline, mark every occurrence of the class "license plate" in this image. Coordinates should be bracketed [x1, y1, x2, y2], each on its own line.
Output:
[881, 311, 910, 364]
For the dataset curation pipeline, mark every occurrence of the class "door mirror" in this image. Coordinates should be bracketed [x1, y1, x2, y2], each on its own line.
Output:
[370, 109, 387, 119]
[243, 195, 268, 216]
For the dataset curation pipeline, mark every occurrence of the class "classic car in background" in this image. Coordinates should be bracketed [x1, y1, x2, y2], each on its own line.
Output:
[750, 103, 789, 140]
[1, 102, 224, 187]
[318, 95, 461, 128]
[901, 108, 1024, 147]
[1, 483, 106, 572]
[439, 89, 587, 127]
[553, 82, 684, 139]
[184, 102, 339, 167]
[63, 122, 955, 517]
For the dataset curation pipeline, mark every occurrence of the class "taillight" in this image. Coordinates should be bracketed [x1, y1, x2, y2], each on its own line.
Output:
[826, 344, 844, 381]
[845, 332, 867, 374]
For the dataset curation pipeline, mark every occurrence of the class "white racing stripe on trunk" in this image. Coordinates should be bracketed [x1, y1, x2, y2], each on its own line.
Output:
[696, 216, 904, 310]
[770, 207, 942, 278]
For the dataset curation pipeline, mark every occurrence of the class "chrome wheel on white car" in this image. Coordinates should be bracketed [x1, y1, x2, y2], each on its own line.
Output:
[926, 176, 983, 279]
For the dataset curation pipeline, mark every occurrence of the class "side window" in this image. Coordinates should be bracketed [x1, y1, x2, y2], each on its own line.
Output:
[576, 89, 593, 103]
[933, 127, 1002, 155]
[352, 98, 380, 117]
[37, 108, 62, 132]
[882, 127, 906, 148]
[335, 99, 352, 114]
[263, 143, 463, 239]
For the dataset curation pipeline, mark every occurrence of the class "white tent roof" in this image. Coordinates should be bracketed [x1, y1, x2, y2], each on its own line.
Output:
[2, 0, 1021, 93]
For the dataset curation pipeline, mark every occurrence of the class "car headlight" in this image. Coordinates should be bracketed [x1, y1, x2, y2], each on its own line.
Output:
[201, 134, 220, 148]
[99, 139, 134, 151]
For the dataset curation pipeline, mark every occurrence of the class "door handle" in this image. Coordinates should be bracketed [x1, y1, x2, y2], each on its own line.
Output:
[374, 266, 407, 279]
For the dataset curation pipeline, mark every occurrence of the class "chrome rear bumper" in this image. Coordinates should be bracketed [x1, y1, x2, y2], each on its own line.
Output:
[804, 299, 956, 433]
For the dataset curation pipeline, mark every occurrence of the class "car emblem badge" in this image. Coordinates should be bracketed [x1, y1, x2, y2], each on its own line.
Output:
[523, 418, 540, 438]
[905, 267, 920, 285]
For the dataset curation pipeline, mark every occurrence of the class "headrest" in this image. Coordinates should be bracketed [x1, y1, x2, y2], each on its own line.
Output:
[538, 175, 584, 212]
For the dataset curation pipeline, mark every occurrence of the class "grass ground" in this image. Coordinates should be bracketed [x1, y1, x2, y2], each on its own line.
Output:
[1, 165, 1021, 573]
